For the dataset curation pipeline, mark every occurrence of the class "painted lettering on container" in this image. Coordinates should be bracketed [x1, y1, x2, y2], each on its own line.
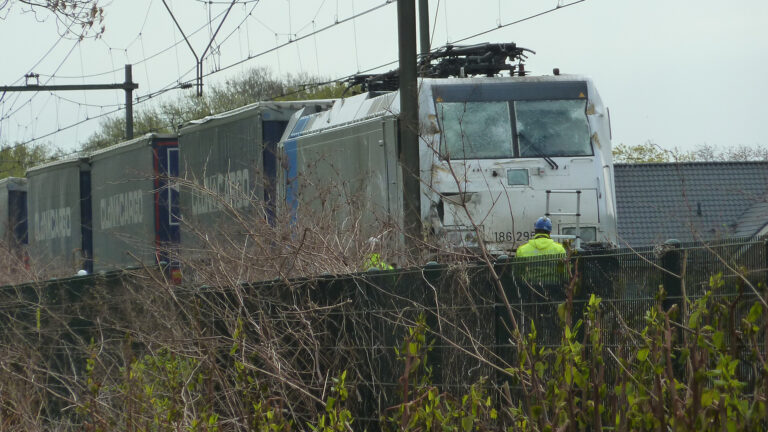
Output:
[33, 207, 72, 241]
[191, 169, 250, 215]
[100, 190, 144, 229]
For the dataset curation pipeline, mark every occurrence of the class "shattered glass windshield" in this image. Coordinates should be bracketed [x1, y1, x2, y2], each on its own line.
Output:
[437, 102, 514, 159]
[515, 100, 592, 157]
[436, 99, 592, 159]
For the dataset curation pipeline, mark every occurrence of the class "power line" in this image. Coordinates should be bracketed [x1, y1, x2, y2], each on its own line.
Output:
[202, 0, 394, 78]
[15, 107, 123, 148]
[4, 0, 381, 126]
[33, 3, 234, 81]
[6, 1, 587, 150]
[1, 39, 82, 123]
[451, 0, 586, 44]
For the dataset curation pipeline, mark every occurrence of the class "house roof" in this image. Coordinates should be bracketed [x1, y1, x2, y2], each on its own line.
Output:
[614, 161, 768, 247]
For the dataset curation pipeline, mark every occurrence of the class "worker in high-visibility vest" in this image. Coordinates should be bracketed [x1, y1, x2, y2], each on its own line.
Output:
[516, 217, 566, 257]
[362, 237, 393, 271]
[516, 217, 567, 285]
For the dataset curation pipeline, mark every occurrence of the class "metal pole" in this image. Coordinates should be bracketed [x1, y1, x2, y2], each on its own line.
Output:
[397, 0, 422, 253]
[418, 0, 430, 64]
[1, 70, 138, 140]
[124, 65, 134, 140]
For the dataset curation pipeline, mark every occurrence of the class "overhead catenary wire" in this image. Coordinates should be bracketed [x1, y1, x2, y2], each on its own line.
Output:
[5, 0, 587, 149]
[201, 0, 393, 78]
[31, 3, 234, 81]
[451, 0, 585, 44]
[1, 38, 82, 123]
[11, 54, 392, 151]
[3, 0, 382, 142]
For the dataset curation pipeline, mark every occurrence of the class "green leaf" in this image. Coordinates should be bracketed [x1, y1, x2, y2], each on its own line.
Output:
[573, 369, 587, 389]
[747, 302, 763, 324]
[409, 342, 418, 356]
[689, 310, 701, 329]
[461, 416, 473, 432]
[713, 331, 724, 350]
[531, 405, 542, 417]
[636, 348, 650, 362]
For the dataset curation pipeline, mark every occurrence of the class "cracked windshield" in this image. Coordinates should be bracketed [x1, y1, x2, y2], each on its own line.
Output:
[438, 99, 591, 159]
[438, 101, 514, 159]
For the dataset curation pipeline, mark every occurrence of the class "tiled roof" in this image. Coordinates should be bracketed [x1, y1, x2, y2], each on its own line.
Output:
[614, 162, 768, 247]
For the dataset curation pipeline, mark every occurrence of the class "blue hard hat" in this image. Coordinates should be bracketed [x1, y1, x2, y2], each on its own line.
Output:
[534, 217, 552, 232]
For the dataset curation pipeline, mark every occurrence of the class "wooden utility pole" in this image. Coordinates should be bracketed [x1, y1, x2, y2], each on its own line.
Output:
[397, 0, 422, 251]
[418, 0, 430, 62]
[0, 65, 138, 140]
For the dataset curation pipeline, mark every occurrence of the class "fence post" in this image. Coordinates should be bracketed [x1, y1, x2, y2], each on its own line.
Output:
[423, 261, 443, 388]
[661, 239, 682, 314]
[764, 238, 768, 288]
[492, 255, 516, 390]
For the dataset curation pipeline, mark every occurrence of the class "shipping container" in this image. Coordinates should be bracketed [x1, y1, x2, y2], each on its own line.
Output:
[0, 177, 28, 250]
[89, 134, 179, 274]
[26, 158, 92, 275]
[178, 100, 333, 256]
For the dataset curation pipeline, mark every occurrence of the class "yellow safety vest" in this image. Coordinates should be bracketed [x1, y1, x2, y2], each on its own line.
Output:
[516, 234, 566, 257]
[516, 234, 566, 283]
[363, 253, 393, 271]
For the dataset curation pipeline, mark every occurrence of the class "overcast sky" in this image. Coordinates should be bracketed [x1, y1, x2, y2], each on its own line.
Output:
[1, 0, 766, 154]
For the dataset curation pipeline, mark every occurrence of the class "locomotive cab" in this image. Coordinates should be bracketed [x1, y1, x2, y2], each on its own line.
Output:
[421, 76, 617, 254]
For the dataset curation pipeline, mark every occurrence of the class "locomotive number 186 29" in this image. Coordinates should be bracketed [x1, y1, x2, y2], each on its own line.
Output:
[493, 231, 535, 242]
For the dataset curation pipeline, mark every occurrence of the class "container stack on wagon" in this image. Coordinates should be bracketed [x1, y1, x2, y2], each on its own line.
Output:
[177, 100, 334, 260]
[26, 158, 92, 276]
[89, 134, 180, 277]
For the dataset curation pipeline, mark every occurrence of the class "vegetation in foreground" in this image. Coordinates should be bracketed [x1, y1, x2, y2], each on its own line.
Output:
[0, 258, 765, 431]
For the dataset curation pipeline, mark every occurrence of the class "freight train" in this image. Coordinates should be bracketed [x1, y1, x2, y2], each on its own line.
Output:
[280, 74, 618, 258]
[3, 43, 618, 278]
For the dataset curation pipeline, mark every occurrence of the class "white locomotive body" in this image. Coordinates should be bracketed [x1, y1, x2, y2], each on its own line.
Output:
[279, 74, 618, 255]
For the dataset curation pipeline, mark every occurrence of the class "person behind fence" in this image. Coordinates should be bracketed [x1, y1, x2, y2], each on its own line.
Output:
[362, 237, 394, 271]
[516, 217, 566, 284]
[516, 217, 566, 258]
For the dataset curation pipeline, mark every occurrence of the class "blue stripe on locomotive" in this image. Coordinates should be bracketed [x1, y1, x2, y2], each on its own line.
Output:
[285, 116, 311, 224]
[262, 120, 288, 225]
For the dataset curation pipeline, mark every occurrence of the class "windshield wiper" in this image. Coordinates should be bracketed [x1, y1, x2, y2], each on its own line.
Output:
[517, 132, 559, 170]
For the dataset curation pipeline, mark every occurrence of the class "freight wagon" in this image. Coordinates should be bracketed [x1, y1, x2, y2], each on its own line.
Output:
[89, 134, 179, 276]
[26, 135, 181, 277]
[177, 100, 333, 257]
[27, 158, 92, 275]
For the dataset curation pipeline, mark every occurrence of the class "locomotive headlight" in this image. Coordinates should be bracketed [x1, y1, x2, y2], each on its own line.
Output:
[561, 226, 597, 243]
[444, 227, 479, 248]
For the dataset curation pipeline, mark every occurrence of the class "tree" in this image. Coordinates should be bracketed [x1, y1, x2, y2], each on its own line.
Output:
[612, 141, 675, 163]
[0, 142, 63, 179]
[612, 141, 767, 164]
[80, 107, 169, 153]
[1, 0, 105, 39]
[686, 143, 768, 162]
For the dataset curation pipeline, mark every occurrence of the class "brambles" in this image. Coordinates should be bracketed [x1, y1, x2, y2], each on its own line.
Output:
[2, 170, 767, 430]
